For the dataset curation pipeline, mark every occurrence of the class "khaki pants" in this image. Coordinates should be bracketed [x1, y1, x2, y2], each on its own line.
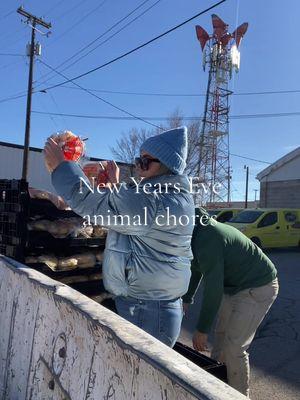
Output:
[211, 279, 279, 397]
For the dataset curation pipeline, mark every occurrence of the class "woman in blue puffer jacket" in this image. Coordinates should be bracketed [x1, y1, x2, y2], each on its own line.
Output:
[44, 127, 194, 347]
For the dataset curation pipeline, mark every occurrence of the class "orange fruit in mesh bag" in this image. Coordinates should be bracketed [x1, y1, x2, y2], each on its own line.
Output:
[51, 131, 85, 162]
[83, 161, 109, 185]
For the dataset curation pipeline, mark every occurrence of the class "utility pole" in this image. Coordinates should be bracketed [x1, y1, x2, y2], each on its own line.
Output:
[244, 165, 249, 209]
[17, 7, 51, 180]
[254, 189, 258, 202]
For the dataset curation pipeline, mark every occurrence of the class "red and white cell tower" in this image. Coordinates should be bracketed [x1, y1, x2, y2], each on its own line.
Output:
[195, 14, 248, 205]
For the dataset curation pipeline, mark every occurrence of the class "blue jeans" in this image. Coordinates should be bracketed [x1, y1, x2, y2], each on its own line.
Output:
[115, 296, 183, 347]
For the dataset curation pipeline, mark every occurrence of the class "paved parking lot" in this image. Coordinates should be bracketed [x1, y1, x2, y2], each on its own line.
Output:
[180, 249, 300, 400]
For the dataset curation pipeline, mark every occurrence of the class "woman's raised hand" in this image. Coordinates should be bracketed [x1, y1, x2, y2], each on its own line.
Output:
[106, 160, 120, 184]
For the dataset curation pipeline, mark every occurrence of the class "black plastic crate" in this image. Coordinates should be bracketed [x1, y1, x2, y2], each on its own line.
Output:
[0, 179, 28, 191]
[0, 179, 29, 262]
[0, 179, 28, 208]
[27, 261, 102, 277]
[0, 222, 19, 235]
[0, 203, 23, 212]
[0, 235, 21, 245]
[29, 198, 79, 220]
[27, 231, 106, 251]
[26, 262, 105, 298]
[0, 244, 25, 261]
[173, 342, 227, 383]
[0, 211, 20, 224]
[0, 180, 106, 272]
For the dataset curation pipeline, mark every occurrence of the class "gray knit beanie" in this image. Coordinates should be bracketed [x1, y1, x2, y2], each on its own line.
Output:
[140, 126, 188, 174]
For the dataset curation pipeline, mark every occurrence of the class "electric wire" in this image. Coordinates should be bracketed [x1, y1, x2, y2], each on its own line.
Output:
[38, 0, 227, 91]
[54, 0, 89, 22]
[57, 0, 162, 77]
[57, 85, 300, 97]
[0, 1, 225, 106]
[2, 32, 28, 49]
[48, 0, 108, 46]
[42, 0, 65, 17]
[230, 154, 271, 164]
[1, 9, 15, 20]
[31, 109, 300, 122]
[0, 92, 28, 104]
[35, 60, 67, 128]
[0, 58, 24, 71]
[38, 59, 162, 129]
[48, 90, 69, 128]
[33, 0, 157, 87]
[0, 53, 24, 56]
[0, 26, 26, 42]
[2, 86, 300, 105]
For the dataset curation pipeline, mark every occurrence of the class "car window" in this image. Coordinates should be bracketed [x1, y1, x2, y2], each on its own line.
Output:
[230, 210, 264, 223]
[257, 212, 278, 228]
[207, 210, 219, 216]
[284, 212, 297, 223]
[218, 211, 233, 223]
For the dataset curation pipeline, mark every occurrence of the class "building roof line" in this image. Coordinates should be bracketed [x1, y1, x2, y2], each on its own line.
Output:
[0, 140, 132, 166]
[256, 146, 300, 180]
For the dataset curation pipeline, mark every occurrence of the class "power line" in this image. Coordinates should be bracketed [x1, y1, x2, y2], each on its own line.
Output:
[31, 109, 300, 122]
[54, 0, 89, 21]
[48, 0, 108, 46]
[57, 0, 162, 76]
[231, 89, 300, 96]
[39, 0, 227, 92]
[31, 109, 272, 165]
[3, 0, 295, 105]
[38, 93, 60, 130]
[3, 2, 158, 103]
[0, 92, 28, 104]
[58, 85, 300, 98]
[0, 53, 24, 56]
[3, 85, 300, 105]
[0, 26, 26, 42]
[1, 9, 15, 20]
[38, 59, 161, 129]
[35, 60, 67, 128]
[1, 33, 28, 50]
[33, 0, 156, 87]
[42, 0, 65, 16]
[230, 153, 271, 164]
[1, 1, 224, 107]
[0, 24, 29, 54]
[0, 59, 24, 71]
[232, 111, 300, 119]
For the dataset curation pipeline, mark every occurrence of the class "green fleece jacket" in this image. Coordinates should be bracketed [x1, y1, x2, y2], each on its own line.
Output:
[182, 208, 277, 333]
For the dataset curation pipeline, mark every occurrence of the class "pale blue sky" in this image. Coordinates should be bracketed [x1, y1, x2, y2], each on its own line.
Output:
[0, 0, 299, 201]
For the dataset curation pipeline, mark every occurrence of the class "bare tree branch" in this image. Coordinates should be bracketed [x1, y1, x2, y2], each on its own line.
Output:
[110, 110, 201, 175]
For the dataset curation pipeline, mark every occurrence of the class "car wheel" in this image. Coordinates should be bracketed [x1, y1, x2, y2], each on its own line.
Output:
[251, 237, 262, 249]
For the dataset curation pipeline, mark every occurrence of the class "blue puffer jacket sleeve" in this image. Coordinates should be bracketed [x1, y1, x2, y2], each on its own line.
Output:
[51, 161, 156, 235]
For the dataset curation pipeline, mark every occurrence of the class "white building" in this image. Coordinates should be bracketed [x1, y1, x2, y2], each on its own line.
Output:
[256, 146, 300, 208]
[0, 141, 133, 193]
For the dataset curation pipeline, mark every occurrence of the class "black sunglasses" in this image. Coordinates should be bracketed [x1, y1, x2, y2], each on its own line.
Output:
[134, 156, 160, 171]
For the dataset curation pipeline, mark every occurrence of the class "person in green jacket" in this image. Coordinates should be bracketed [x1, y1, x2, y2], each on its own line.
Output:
[183, 208, 279, 397]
